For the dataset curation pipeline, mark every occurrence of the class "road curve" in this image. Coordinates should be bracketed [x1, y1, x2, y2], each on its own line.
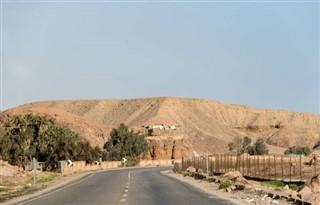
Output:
[16, 167, 237, 205]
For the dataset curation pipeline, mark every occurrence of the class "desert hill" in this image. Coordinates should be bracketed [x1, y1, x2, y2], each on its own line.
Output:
[1, 97, 320, 156]
[0, 106, 108, 148]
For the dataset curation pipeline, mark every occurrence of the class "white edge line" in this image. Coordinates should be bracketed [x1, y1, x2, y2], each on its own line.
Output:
[17, 173, 96, 205]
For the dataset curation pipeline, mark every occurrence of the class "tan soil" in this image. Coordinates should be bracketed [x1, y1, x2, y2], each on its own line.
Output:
[164, 170, 297, 205]
[2, 170, 91, 205]
[1, 97, 319, 156]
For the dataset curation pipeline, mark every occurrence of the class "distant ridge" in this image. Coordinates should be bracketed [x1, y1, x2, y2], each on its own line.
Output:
[1, 97, 319, 154]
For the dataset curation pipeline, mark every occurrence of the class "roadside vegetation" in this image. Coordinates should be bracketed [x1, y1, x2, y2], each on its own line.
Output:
[36, 173, 60, 184]
[261, 180, 301, 191]
[261, 180, 285, 188]
[288, 184, 300, 191]
[228, 136, 269, 155]
[182, 171, 190, 177]
[284, 146, 311, 156]
[0, 187, 8, 192]
[103, 123, 148, 166]
[0, 114, 149, 170]
[218, 181, 233, 189]
[0, 114, 101, 171]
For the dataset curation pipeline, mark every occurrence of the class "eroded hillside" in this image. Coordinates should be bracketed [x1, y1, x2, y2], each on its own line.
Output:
[1, 97, 320, 156]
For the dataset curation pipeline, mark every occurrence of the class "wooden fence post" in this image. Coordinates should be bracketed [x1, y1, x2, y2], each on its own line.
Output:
[228, 155, 230, 172]
[216, 155, 219, 173]
[226, 155, 229, 173]
[299, 155, 302, 182]
[218, 154, 221, 173]
[257, 156, 260, 177]
[220, 155, 223, 173]
[248, 155, 251, 176]
[242, 155, 245, 175]
[281, 155, 284, 181]
[219, 155, 221, 173]
[263, 155, 266, 179]
[293, 157, 296, 177]
[274, 155, 277, 180]
[235, 155, 237, 171]
[253, 155, 256, 177]
[219, 155, 222, 173]
[268, 155, 271, 179]
[224, 155, 226, 173]
[289, 156, 292, 182]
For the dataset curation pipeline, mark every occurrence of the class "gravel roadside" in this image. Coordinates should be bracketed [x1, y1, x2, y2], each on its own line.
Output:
[163, 170, 294, 205]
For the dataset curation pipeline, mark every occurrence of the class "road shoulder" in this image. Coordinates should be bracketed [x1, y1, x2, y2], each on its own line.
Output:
[162, 170, 292, 205]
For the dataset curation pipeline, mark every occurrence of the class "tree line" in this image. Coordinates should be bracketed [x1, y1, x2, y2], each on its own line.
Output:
[228, 136, 269, 155]
[0, 114, 148, 171]
[228, 136, 311, 156]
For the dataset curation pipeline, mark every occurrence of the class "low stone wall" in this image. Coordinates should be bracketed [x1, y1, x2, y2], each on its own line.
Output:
[139, 159, 181, 167]
[61, 159, 177, 176]
[100, 161, 123, 169]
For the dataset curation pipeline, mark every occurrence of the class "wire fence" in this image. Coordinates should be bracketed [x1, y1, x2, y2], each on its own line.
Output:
[182, 154, 320, 182]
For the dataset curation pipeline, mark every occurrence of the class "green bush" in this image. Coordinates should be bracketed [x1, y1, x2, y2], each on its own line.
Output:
[289, 184, 299, 191]
[284, 146, 311, 156]
[248, 138, 269, 155]
[0, 114, 102, 171]
[228, 136, 252, 155]
[36, 173, 60, 184]
[182, 172, 189, 177]
[219, 181, 233, 189]
[0, 187, 8, 192]
[261, 180, 285, 188]
[103, 123, 148, 166]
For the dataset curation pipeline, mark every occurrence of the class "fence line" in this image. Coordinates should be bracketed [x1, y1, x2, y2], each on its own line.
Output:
[182, 154, 320, 182]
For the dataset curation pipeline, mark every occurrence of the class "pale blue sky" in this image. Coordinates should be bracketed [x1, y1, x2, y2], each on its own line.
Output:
[1, 1, 319, 113]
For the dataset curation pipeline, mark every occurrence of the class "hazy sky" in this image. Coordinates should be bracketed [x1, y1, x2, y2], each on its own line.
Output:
[1, 0, 319, 113]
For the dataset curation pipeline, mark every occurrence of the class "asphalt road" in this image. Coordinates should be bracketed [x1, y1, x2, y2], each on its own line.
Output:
[17, 167, 237, 205]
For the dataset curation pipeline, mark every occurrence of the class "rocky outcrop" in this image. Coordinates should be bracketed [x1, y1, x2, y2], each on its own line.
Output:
[298, 174, 320, 204]
[146, 136, 193, 160]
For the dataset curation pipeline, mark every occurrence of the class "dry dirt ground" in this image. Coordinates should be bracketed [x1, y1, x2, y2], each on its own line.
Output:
[0, 159, 97, 204]
[1, 170, 94, 205]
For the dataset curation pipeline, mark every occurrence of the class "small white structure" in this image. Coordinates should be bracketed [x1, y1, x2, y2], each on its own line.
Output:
[142, 124, 180, 136]
[168, 125, 179, 130]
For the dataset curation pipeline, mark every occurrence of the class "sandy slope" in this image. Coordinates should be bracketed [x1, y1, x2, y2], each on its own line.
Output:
[1, 97, 319, 154]
[0, 106, 107, 148]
